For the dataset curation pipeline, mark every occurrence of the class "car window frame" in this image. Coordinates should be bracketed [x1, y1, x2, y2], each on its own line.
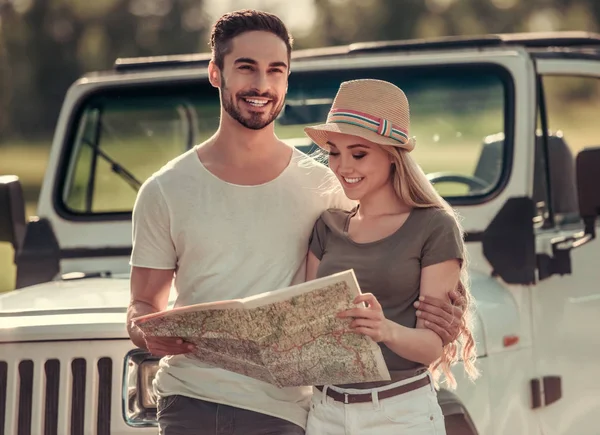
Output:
[52, 63, 515, 222]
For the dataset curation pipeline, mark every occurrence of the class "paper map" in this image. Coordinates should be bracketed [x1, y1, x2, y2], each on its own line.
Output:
[133, 270, 390, 387]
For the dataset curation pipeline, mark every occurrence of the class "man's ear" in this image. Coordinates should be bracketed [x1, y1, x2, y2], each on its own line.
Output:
[208, 61, 221, 88]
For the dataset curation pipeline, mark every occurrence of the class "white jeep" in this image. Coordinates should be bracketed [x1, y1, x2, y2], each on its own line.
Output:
[1, 31, 599, 435]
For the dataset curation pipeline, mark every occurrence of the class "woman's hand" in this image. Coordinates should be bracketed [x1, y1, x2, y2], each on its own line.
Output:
[338, 293, 393, 343]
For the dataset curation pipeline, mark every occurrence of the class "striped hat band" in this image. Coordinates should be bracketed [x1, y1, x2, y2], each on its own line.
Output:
[327, 109, 409, 144]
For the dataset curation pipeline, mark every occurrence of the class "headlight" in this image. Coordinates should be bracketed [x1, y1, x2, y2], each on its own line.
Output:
[122, 348, 160, 426]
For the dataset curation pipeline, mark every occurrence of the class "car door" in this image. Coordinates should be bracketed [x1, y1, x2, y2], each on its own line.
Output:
[531, 55, 600, 435]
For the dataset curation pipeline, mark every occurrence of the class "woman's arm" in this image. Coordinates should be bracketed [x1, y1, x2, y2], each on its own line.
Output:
[338, 258, 461, 366]
[388, 259, 461, 364]
[305, 251, 321, 282]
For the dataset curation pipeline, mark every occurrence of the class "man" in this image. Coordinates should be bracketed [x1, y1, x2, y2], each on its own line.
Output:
[126, 9, 464, 435]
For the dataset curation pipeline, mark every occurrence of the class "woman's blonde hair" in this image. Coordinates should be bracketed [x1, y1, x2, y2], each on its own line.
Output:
[382, 145, 480, 390]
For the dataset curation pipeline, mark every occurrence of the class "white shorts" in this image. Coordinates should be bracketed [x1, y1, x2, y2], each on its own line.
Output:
[306, 372, 446, 435]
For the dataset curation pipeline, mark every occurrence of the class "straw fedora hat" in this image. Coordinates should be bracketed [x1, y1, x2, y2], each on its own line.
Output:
[304, 79, 415, 151]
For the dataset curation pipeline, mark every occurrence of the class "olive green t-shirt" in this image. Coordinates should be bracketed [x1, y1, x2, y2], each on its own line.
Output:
[309, 206, 464, 388]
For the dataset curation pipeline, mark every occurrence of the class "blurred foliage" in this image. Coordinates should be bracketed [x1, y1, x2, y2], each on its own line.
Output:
[0, 0, 600, 143]
[1, 0, 600, 292]
[0, 0, 208, 142]
[307, 0, 600, 46]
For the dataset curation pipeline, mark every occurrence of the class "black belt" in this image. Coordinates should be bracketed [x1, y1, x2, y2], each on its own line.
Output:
[316, 376, 431, 404]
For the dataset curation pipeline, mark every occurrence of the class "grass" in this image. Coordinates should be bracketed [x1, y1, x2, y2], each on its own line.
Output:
[0, 246, 15, 293]
[1, 93, 596, 293]
[0, 141, 51, 292]
[0, 134, 483, 293]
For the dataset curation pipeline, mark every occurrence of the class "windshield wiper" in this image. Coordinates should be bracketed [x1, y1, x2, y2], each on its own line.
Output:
[82, 106, 142, 214]
[82, 139, 142, 192]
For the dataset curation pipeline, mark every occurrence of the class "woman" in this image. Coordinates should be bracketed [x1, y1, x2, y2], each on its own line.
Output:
[303, 79, 479, 434]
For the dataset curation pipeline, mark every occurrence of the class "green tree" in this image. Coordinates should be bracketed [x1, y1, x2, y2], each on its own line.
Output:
[306, 0, 600, 47]
[0, 0, 208, 141]
[309, 0, 428, 46]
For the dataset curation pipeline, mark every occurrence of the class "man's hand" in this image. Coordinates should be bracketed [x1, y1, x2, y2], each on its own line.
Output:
[143, 335, 195, 357]
[414, 290, 465, 346]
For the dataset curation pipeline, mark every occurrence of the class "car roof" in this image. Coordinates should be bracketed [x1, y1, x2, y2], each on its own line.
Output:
[72, 30, 600, 80]
[107, 31, 600, 75]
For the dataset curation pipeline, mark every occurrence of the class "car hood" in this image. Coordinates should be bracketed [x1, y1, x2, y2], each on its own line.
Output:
[0, 273, 512, 356]
[0, 277, 175, 342]
[0, 277, 131, 314]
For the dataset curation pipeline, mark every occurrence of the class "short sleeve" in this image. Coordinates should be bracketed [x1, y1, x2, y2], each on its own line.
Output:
[421, 209, 464, 268]
[308, 216, 329, 260]
[129, 178, 177, 269]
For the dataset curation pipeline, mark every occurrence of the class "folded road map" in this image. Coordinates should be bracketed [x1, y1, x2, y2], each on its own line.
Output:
[132, 269, 391, 387]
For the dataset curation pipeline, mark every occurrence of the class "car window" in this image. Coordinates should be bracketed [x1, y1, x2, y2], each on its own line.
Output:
[59, 64, 511, 217]
[279, 65, 509, 199]
[63, 96, 200, 213]
[537, 75, 600, 226]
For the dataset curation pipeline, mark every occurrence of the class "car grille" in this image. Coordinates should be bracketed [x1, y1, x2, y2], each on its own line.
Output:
[0, 340, 138, 435]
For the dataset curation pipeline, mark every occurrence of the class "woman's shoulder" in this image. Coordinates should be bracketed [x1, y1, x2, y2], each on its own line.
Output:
[309, 207, 352, 254]
[413, 206, 461, 232]
[413, 206, 455, 222]
[317, 207, 355, 232]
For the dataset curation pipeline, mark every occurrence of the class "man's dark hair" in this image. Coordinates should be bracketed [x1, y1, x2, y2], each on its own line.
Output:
[209, 9, 294, 70]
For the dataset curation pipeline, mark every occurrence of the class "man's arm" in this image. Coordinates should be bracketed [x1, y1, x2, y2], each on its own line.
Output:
[414, 289, 464, 346]
[127, 266, 194, 356]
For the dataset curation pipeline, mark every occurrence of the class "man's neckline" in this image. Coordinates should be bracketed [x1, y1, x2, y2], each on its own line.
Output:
[192, 144, 297, 188]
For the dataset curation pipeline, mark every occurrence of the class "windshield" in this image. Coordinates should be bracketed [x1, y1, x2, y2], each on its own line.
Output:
[58, 63, 510, 217]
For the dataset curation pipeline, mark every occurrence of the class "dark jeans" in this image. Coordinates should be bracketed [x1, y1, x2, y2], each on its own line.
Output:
[157, 395, 305, 435]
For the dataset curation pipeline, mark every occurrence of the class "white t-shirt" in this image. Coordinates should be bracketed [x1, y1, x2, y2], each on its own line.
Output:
[130, 145, 352, 429]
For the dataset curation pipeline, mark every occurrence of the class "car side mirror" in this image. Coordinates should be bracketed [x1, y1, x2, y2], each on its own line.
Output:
[576, 146, 600, 240]
[537, 146, 599, 281]
[0, 175, 27, 256]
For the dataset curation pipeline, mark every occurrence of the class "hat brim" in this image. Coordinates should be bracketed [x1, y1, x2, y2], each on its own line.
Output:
[304, 122, 414, 152]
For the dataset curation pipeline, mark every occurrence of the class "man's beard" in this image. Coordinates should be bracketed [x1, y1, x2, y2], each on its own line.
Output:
[220, 76, 284, 130]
